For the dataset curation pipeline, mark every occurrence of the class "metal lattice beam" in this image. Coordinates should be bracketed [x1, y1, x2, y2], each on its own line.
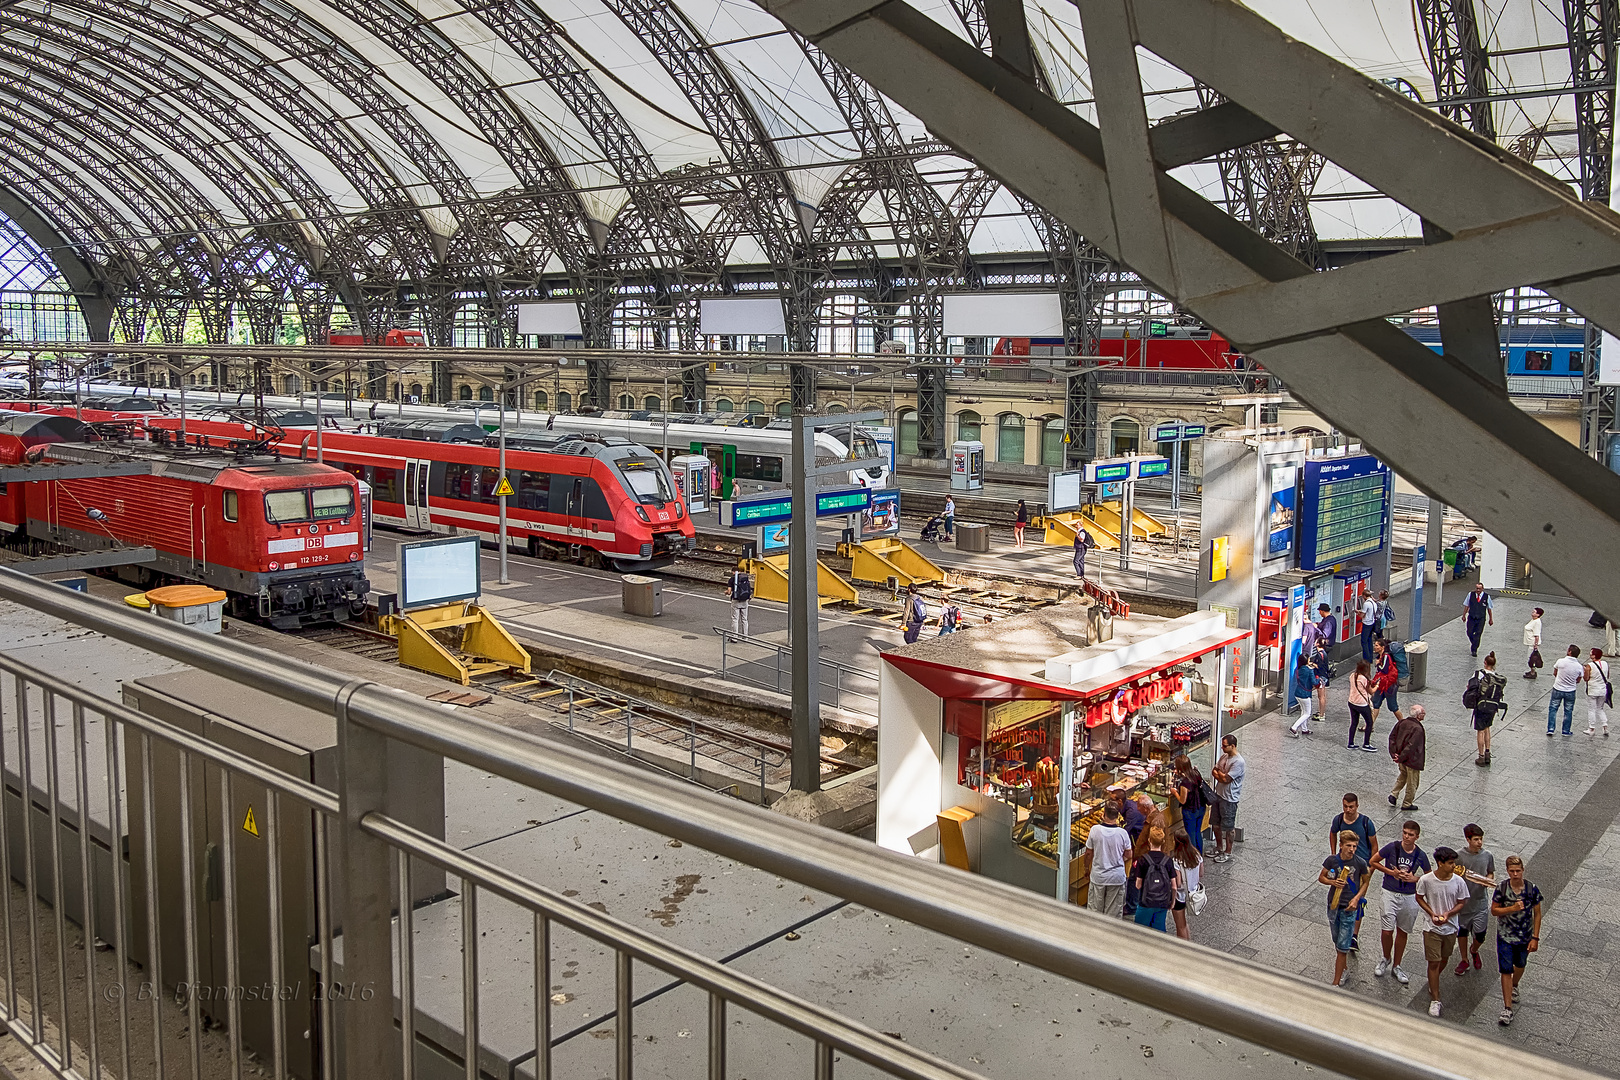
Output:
[1569, 0, 1620, 456]
[761, 0, 1620, 623]
[1416, 0, 1497, 139]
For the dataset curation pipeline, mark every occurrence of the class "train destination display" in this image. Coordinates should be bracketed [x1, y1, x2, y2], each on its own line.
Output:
[1297, 456, 1391, 571]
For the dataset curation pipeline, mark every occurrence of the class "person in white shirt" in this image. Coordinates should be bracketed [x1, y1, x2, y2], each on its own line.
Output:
[1085, 803, 1132, 917]
[1548, 645, 1586, 736]
[942, 495, 956, 542]
[1585, 646, 1611, 736]
[1360, 592, 1381, 663]
[1415, 847, 1473, 1018]
[1522, 607, 1544, 680]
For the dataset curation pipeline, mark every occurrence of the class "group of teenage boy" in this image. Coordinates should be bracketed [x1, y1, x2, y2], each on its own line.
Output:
[1319, 793, 1541, 1025]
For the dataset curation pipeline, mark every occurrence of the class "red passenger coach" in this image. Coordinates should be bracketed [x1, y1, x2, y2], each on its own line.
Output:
[0, 415, 370, 628]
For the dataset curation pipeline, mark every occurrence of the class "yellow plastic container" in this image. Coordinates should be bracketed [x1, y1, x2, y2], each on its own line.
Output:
[143, 585, 228, 634]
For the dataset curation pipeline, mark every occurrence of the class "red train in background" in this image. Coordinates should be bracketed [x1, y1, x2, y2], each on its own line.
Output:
[136, 416, 696, 571]
[992, 328, 1248, 368]
[0, 413, 370, 627]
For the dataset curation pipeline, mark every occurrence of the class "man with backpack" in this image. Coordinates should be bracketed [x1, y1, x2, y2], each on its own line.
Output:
[1130, 824, 1181, 932]
[1465, 652, 1507, 765]
[1073, 528, 1094, 580]
[902, 584, 928, 645]
[726, 565, 754, 636]
[1584, 646, 1611, 736]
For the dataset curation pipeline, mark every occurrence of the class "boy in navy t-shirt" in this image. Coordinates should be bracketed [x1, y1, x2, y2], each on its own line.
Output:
[1369, 820, 1431, 985]
[1328, 794, 1379, 950]
[1320, 831, 1372, 986]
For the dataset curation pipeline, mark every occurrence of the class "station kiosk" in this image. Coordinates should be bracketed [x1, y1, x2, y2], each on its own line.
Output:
[670, 453, 712, 513]
[950, 440, 984, 491]
[878, 605, 1247, 904]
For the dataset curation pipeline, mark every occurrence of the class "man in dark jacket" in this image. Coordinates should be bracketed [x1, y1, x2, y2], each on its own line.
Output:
[1387, 705, 1427, 811]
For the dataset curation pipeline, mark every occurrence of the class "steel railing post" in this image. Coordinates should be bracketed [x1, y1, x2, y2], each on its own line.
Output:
[336, 682, 403, 1077]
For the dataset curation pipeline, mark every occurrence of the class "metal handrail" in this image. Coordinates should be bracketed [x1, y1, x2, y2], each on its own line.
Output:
[713, 627, 879, 710]
[0, 568, 1604, 1080]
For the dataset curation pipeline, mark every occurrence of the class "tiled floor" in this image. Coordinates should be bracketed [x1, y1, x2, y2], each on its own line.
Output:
[1192, 597, 1620, 1070]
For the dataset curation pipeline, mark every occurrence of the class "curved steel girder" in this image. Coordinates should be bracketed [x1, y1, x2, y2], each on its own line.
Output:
[185, 0, 528, 276]
[1415, 0, 1495, 140]
[0, 60, 243, 257]
[794, 36, 970, 276]
[308, 0, 596, 275]
[0, 183, 114, 339]
[54, 0, 436, 278]
[602, 0, 806, 269]
[0, 125, 151, 277]
[459, 0, 722, 277]
[0, 9, 393, 286]
[0, 24, 328, 267]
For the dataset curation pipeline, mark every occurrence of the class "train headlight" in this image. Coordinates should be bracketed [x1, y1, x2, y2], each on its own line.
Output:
[635, 505, 649, 522]
[349, 551, 360, 562]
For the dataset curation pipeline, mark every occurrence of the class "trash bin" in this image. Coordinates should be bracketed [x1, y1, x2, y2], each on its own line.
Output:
[1405, 640, 1428, 692]
[143, 584, 227, 634]
[956, 522, 990, 553]
[621, 574, 663, 618]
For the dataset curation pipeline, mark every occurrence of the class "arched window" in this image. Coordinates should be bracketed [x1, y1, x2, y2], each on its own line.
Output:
[997, 413, 1026, 464]
[715, 398, 734, 413]
[775, 401, 791, 417]
[458, 385, 473, 400]
[556, 391, 573, 412]
[409, 382, 422, 401]
[1110, 417, 1140, 455]
[1042, 417, 1065, 467]
[898, 409, 918, 456]
[826, 402, 848, 414]
[619, 393, 635, 410]
[645, 395, 662, 412]
[283, 375, 301, 395]
[533, 389, 548, 409]
[746, 399, 765, 416]
[478, 385, 494, 402]
[956, 410, 981, 444]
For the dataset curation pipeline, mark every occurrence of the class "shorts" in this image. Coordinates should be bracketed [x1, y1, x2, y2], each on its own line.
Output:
[1423, 930, 1458, 964]
[1380, 890, 1421, 933]
[1497, 935, 1530, 974]
[1372, 686, 1399, 711]
[1314, 675, 1329, 689]
[1133, 906, 1169, 932]
[1462, 908, 1489, 938]
[1328, 908, 1357, 953]
[1215, 799, 1240, 830]
[1472, 708, 1495, 731]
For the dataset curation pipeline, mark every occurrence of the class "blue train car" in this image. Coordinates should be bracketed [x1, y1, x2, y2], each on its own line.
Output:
[1402, 325, 1587, 377]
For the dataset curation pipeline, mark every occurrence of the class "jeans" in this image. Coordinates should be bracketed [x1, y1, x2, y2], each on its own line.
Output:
[1361, 624, 1376, 663]
[1347, 704, 1373, 746]
[1549, 688, 1577, 733]
[1182, 807, 1205, 854]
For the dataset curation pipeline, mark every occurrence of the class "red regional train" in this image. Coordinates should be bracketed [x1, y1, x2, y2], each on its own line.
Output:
[993, 328, 1248, 368]
[0, 413, 370, 627]
[132, 415, 696, 571]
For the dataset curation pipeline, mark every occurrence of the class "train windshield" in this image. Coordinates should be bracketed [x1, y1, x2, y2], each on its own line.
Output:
[618, 459, 677, 505]
[265, 486, 355, 523]
[852, 432, 882, 464]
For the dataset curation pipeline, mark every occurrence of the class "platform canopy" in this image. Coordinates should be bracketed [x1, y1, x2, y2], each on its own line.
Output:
[0, 0, 1602, 318]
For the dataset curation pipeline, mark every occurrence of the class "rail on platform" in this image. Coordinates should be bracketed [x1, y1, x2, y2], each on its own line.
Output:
[713, 627, 880, 716]
[0, 568, 1600, 1080]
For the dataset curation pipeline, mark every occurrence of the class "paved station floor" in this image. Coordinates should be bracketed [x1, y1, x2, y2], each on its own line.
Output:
[1196, 597, 1620, 1069]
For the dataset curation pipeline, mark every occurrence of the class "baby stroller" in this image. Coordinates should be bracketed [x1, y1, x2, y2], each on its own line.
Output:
[919, 513, 947, 544]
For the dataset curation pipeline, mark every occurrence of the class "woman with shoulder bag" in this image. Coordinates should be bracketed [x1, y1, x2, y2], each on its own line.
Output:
[1346, 660, 1377, 751]
[1171, 832, 1205, 941]
[1523, 608, 1544, 680]
[1584, 647, 1611, 736]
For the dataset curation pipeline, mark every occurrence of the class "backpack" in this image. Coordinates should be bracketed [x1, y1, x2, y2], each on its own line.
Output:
[1390, 641, 1409, 680]
[731, 572, 753, 602]
[941, 605, 960, 630]
[1139, 852, 1176, 909]
[1462, 674, 1481, 710]
[908, 594, 927, 627]
[1198, 776, 1218, 808]
[1479, 670, 1506, 712]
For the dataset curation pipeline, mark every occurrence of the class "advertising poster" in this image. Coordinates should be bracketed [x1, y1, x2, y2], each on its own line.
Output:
[1266, 463, 1297, 559]
[759, 522, 790, 556]
[860, 490, 901, 539]
[1284, 583, 1309, 713]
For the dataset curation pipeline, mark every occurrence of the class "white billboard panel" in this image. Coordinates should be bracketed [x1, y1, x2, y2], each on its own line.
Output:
[516, 302, 583, 336]
[942, 292, 1064, 337]
[699, 297, 787, 336]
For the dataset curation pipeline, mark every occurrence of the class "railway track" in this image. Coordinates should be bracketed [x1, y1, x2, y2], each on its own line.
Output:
[290, 622, 864, 798]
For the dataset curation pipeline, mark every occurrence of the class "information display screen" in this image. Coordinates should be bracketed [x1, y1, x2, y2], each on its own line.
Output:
[1181, 424, 1206, 438]
[399, 535, 481, 609]
[1135, 458, 1170, 479]
[1091, 463, 1131, 483]
[816, 488, 872, 516]
[724, 487, 872, 527]
[1298, 456, 1391, 571]
[729, 496, 794, 527]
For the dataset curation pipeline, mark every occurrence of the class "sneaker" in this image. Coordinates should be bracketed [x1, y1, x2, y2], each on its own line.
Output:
[1393, 965, 1410, 985]
[1349, 937, 1359, 953]
[1428, 1000, 1442, 1017]
[1454, 958, 1470, 976]
[1499, 1007, 1513, 1026]
[1401, 805, 1419, 811]
[1288, 730, 1300, 738]
[1362, 744, 1379, 753]
[1374, 958, 1390, 977]
[1588, 729, 1596, 736]
[1524, 671, 1537, 679]
[1388, 794, 1398, 806]
[1473, 953, 1483, 970]
[1564, 731, 1574, 737]
[1547, 729, 1556, 736]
